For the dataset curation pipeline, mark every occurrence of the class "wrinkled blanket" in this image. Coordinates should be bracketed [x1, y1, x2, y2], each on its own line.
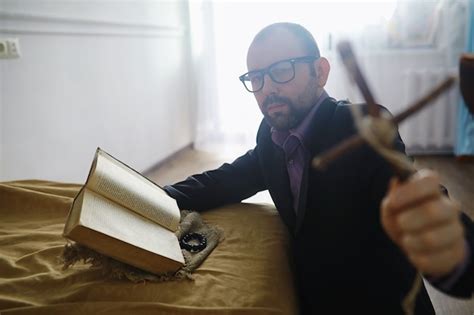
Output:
[0, 180, 298, 315]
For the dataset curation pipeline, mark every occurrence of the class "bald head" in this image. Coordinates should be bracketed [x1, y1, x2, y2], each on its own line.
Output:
[251, 22, 320, 59]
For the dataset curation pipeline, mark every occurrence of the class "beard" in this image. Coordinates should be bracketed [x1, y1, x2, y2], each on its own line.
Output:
[262, 94, 310, 131]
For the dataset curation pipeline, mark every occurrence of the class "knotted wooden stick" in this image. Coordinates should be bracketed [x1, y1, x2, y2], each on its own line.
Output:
[312, 76, 456, 174]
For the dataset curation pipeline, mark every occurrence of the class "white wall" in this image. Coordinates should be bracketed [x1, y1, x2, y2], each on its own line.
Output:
[0, 0, 193, 183]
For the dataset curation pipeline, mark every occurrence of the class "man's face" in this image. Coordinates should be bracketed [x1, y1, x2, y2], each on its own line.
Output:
[246, 28, 320, 131]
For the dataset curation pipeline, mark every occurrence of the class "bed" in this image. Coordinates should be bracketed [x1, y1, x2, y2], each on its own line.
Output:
[0, 180, 298, 315]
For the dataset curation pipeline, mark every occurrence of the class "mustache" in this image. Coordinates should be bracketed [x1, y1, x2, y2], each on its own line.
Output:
[263, 95, 293, 110]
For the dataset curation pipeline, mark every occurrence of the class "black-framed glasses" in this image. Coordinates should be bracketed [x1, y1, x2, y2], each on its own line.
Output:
[239, 56, 318, 93]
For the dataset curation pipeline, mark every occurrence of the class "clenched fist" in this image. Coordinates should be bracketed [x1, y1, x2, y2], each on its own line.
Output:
[381, 169, 467, 277]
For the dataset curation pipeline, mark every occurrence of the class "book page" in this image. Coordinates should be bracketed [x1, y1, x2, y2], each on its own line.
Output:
[77, 189, 184, 265]
[86, 148, 180, 231]
[63, 188, 86, 236]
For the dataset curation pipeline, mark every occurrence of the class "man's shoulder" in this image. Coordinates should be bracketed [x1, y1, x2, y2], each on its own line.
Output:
[253, 98, 395, 144]
[334, 100, 394, 118]
[253, 98, 364, 139]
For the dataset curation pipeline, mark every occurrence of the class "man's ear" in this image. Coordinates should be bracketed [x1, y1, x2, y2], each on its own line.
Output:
[315, 57, 330, 87]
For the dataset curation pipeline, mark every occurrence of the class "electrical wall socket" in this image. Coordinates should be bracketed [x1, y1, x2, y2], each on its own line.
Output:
[0, 38, 21, 59]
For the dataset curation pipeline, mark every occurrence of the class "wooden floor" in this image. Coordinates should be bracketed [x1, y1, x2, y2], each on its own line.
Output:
[147, 148, 474, 218]
[147, 148, 229, 188]
[146, 147, 273, 204]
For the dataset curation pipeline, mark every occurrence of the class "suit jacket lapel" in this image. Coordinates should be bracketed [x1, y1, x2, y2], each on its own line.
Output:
[269, 143, 297, 233]
[260, 128, 297, 232]
[295, 98, 338, 233]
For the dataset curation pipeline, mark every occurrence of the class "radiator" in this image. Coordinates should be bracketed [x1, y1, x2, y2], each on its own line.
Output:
[400, 68, 458, 155]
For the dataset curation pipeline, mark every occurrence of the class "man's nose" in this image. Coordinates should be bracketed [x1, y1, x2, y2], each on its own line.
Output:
[260, 73, 279, 95]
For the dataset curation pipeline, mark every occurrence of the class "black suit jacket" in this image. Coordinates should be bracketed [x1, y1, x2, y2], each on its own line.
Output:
[165, 97, 474, 314]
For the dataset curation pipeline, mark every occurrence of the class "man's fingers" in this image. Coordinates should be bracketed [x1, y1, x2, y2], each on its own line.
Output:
[380, 196, 402, 242]
[402, 221, 464, 253]
[380, 169, 468, 277]
[385, 170, 441, 214]
[397, 197, 459, 232]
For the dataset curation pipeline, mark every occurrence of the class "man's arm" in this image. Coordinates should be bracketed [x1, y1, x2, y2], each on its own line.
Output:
[367, 129, 473, 297]
[381, 172, 474, 298]
[164, 148, 266, 212]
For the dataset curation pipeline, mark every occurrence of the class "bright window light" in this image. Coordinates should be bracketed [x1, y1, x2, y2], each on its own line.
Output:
[190, 1, 400, 149]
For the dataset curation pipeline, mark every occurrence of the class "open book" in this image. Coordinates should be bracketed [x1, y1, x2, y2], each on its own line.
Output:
[63, 148, 185, 274]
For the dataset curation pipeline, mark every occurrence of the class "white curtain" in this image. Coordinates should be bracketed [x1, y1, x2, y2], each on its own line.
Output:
[189, 0, 468, 155]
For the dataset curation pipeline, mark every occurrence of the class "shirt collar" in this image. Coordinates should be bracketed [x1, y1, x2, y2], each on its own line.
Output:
[271, 90, 329, 147]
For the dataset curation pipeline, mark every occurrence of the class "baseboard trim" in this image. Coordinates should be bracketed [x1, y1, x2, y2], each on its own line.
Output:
[456, 155, 474, 163]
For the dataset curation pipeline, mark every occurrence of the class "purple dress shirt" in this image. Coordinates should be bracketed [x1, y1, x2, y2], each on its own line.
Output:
[270, 90, 468, 291]
[271, 90, 329, 212]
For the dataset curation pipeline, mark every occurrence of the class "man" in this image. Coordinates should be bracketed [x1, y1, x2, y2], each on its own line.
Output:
[164, 23, 473, 314]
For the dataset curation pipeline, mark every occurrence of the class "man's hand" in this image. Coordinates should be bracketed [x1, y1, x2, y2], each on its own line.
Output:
[381, 169, 466, 277]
